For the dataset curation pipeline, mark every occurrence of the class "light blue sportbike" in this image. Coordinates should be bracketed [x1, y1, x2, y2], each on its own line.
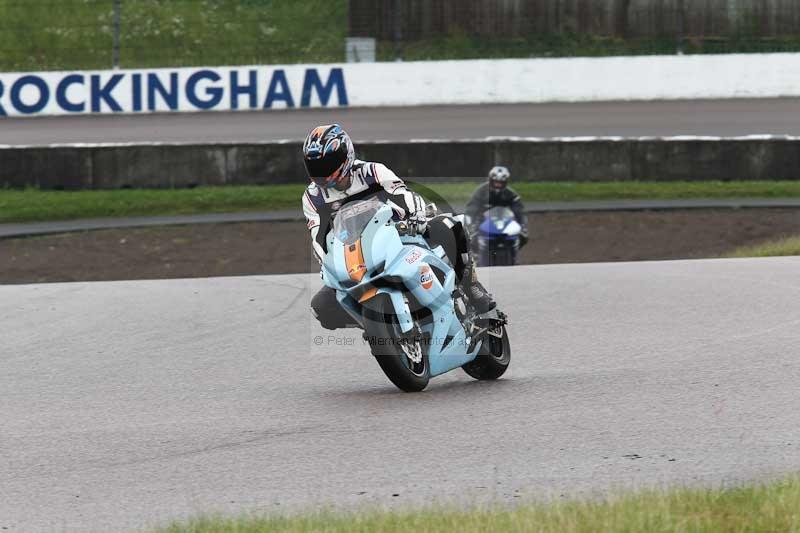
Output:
[322, 196, 511, 392]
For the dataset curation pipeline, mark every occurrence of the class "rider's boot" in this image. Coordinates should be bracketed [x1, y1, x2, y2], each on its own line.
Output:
[460, 257, 496, 314]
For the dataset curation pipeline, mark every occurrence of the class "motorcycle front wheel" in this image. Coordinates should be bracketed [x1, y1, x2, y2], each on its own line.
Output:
[362, 294, 430, 392]
[462, 324, 511, 380]
[492, 248, 515, 266]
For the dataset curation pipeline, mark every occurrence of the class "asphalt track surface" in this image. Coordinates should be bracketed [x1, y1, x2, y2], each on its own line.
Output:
[5, 98, 800, 145]
[3, 257, 800, 532]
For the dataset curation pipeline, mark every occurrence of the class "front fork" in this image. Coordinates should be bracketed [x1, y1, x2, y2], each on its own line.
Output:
[453, 286, 508, 352]
[471, 309, 508, 353]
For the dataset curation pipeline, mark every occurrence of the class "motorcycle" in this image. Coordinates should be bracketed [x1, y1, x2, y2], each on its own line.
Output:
[474, 206, 522, 267]
[321, 196, 511, 392]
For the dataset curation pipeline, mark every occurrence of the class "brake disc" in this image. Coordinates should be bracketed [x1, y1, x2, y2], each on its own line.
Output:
[401, 338, 423, 364]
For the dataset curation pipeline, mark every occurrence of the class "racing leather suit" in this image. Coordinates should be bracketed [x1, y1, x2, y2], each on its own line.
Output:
[302, 160, 424, 264]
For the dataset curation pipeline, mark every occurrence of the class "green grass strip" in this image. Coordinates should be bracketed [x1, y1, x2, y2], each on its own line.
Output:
[4, 0, 800, 73]
[725, 235, 800, 258]
[3, 181, 800, 224]
[154, 476, 800, 533]
[0, 0, 348, 71]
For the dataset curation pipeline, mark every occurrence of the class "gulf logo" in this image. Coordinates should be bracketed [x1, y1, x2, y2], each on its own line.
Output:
[419, 265, 434, 290]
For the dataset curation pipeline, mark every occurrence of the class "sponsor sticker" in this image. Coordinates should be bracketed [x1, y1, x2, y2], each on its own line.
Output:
[404, 249, 423, 264]
[419, 265, 434, 290]
[348, 263, 366, 277]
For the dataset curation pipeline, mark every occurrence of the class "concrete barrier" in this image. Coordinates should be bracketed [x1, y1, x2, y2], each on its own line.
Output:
[0, 146, 93, 189]
[3, 136, 800, 189]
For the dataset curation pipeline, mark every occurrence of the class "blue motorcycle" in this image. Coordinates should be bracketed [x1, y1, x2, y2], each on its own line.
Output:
[476, 206, 523, 267]
[322, 196, 511, 392]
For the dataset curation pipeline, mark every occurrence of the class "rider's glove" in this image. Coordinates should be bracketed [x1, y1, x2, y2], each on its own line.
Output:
[467, 224, 479, 249]
[405, 191, 428, 234]
[409, 209, 428, 235]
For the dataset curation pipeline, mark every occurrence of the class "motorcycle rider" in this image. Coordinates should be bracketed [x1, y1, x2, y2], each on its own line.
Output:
[465, 165, 529, 249]
[302, 124, 496, 330]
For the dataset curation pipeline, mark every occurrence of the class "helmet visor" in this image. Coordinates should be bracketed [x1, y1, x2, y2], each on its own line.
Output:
[304, 147, 347, 184]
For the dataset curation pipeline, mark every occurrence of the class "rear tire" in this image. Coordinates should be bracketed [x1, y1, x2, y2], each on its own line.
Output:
[362, 294, 430, 392]
[462, 324, 511, 380]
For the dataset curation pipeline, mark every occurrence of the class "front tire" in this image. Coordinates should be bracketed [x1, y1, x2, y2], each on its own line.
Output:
[462, 324, 511, 380]
[362, 294, 430, 392]
[493, 248, 514, 266]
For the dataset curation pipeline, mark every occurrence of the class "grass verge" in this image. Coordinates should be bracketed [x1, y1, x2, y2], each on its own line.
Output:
[3, 181, 800, 224]
[0, 0, 347, 71]
[382, 33, 800, 62]
[4, 0, 800, 72]
[725, 235, 800, 258]
[154, 476, 800, 532]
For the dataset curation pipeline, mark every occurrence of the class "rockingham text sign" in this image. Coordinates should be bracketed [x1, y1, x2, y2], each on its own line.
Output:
[3, 53, 800, 118]
[0, 65, 348, 117]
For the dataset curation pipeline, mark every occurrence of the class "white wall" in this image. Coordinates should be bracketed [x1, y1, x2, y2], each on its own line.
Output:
[370, 54, 800, 105]
[2, 53, 800, 118]
[343, 53, 800, 106]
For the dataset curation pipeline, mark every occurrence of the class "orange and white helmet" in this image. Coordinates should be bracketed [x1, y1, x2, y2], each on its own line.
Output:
[302, 124, 355, 189]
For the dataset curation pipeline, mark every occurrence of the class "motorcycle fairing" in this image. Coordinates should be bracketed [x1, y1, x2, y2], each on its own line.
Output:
[479, 216, 521, 238]
[322, 202, 480, 377]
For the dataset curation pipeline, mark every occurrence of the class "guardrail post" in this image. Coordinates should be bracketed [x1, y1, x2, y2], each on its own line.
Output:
[392, 0, 403, 60]
[112, 0, 121, 69]
[676, 0, 686, 54]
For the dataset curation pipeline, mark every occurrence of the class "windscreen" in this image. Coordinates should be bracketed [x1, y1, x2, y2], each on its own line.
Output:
[332, 197, 384, 245]
[486, 207, 515, 222]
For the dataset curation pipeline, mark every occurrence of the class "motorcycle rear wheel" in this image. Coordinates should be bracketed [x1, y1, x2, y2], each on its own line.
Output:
[362, 294, 430, 392]
[462, 324, 511, 380]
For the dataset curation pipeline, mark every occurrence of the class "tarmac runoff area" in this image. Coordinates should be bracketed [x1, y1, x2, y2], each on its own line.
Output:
[1, 257, 800, 532]
[4, 99, 800, 144]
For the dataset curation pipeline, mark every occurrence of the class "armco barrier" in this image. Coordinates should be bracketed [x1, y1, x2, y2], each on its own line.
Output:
[2, 136, 800, 189]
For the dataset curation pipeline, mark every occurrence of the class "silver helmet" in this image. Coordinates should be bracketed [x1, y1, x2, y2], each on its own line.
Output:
[488, 165, 510, 189]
